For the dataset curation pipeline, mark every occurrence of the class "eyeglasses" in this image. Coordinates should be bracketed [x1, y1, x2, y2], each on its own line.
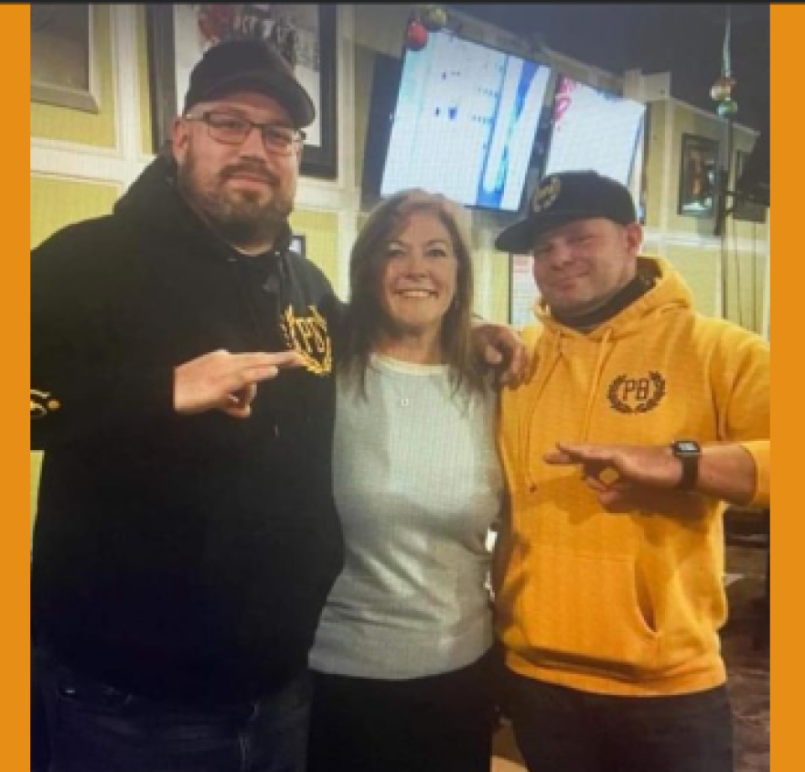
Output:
[184, 111, 306, 155]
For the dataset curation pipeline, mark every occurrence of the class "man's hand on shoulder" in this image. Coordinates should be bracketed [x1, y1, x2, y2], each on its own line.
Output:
[470, 318, 529, 387]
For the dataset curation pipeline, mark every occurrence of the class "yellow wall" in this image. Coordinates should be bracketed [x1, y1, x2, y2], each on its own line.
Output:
[722, 246, 767, 331]
[30, 5, 117, 148]
[288, 210, 340, 286]
[644, 101, 667, 229]
[136, 5, 154, 156]
[31, 453, 43, 538]
[663, 245, 720, 317]
[30, 176, 120, 248]
[657, 243, 765, 331]
[32, 5, 155, 157]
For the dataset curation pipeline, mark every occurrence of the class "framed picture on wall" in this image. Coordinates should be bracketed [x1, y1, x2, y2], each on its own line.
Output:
[146, 4, 337, 178]
[678, 133, 719, 218]
[31, 4, 100, 113]
[733, 149, 767, 224]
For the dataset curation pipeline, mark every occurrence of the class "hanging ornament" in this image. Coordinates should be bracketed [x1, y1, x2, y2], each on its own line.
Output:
[712, 6, 738, 117]
[717, 98, 739, 118]
[421, 5, 448, 32]
[710, 77, 734, 102]
[406, 19, 429, 51]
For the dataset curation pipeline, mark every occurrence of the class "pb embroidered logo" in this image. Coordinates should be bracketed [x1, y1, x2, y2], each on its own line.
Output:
[282, 305, 332, 377]
[607, 372, 666, 414]
[531, 176, 561, 213]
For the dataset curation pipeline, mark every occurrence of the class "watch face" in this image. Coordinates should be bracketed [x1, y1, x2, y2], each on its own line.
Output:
[675, 440, 700, 455]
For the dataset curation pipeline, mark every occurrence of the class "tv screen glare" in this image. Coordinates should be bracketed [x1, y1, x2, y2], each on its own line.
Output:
[544, 76, 646, 186]
[380, 31, 553, 212]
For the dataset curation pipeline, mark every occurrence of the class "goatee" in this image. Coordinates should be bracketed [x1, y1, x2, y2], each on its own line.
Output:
[178, 158, 294, 250]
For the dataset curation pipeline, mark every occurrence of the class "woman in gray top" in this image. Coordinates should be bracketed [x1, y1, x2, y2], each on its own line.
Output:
[308, 190, 504, 772]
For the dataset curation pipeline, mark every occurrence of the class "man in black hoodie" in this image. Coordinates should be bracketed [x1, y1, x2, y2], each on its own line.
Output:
[31, 39, 344, 772]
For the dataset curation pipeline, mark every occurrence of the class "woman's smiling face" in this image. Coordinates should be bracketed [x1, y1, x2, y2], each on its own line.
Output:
[376, 211, 459, 339]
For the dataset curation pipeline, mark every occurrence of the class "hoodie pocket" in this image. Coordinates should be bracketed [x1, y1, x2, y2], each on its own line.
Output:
[517, 545, 660, 675]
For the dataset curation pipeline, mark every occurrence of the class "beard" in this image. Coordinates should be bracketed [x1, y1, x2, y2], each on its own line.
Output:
[177, 153, 296, 249]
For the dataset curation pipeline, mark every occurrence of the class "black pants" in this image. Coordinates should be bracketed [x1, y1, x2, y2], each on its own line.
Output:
[503, 668, 734, 772]
[308, 648, 499, 772]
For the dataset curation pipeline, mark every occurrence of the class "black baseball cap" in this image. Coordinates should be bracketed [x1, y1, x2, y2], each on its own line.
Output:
[495, 171, 637, 253]
[182, 39, 315, 128]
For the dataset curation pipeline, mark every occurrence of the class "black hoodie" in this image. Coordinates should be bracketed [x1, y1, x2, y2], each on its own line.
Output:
[31, 155, 343, 702]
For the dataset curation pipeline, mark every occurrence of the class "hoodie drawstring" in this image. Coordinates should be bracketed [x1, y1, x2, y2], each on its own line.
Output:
[521, 326, 614, 493]
[522, 331, 563, 492]
[581, 327, 614, 440]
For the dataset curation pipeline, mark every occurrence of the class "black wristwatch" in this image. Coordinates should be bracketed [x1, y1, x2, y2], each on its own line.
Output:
[670, 440, 701, 490]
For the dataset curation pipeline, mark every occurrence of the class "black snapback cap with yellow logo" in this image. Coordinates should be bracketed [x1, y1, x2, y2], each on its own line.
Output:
[495, 170, 637, 253]
[183, 39, 315, 128]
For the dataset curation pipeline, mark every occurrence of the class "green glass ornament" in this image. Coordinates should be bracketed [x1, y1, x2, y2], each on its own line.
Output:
[717, 98, 738, 118]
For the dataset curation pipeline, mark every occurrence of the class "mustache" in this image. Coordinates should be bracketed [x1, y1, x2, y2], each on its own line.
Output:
[221, 164, 279, 185]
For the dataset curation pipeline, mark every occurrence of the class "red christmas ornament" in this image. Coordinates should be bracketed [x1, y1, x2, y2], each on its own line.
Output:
[406, 20, 429, 51]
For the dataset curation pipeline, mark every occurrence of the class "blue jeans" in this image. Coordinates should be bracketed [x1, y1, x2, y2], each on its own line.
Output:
[503, 669, 734, 772]
[33, 646, 312, 772]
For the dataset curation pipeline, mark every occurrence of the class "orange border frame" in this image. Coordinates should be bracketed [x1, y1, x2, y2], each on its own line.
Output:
[9, 5, 30, 770]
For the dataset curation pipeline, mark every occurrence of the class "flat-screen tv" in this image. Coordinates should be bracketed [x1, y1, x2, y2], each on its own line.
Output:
[543, 75, 646, 187]
[377, 31, 554, 213]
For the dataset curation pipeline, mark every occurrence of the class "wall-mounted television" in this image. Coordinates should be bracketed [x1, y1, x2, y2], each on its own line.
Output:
[376, 31, 554, 213]
[543, 75, 646, 188]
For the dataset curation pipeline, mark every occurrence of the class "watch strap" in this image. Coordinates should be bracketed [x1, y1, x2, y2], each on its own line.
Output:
[671, 440, 701, 490]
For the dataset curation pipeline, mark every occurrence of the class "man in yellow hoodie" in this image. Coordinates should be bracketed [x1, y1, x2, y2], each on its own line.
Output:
[493, 170, 769, 772]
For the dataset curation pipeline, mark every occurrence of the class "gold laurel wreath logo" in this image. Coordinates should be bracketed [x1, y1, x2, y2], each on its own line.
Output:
[607, 371, 666, 414]
[282, 306, 332, 377]
[532, 177, 561, 213]
[31, 389, 61, 419]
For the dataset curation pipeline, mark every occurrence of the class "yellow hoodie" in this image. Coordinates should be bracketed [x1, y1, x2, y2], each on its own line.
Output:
[495, 256, 770, 696]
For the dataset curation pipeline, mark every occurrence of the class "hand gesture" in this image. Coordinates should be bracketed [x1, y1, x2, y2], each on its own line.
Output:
[174, 349, 304, 418]
[544, 442, 686, 512]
